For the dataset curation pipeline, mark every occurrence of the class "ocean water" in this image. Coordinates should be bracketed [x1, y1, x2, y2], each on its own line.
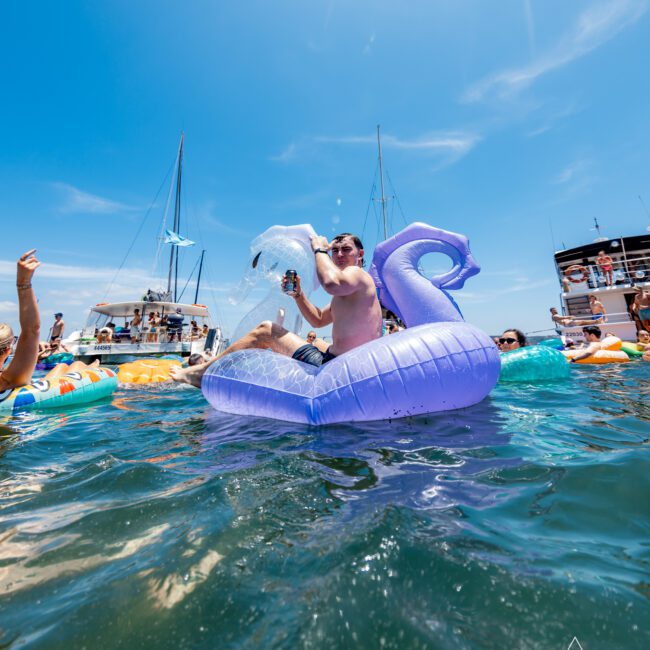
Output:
[1, 363, 649, 649]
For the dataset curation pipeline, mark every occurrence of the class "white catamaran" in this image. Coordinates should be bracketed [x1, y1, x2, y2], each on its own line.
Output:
[64, 134, 227, 363]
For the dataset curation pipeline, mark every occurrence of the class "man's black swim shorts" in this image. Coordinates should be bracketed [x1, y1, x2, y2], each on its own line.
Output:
[292, 344, 337, 367]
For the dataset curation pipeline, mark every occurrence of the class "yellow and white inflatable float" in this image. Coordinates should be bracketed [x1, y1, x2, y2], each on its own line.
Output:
[562, 336, 629, 364]
[117, 358, 182, 384]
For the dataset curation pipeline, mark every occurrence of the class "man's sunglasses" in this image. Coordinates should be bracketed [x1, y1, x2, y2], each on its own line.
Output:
[499, 337, 517, 344]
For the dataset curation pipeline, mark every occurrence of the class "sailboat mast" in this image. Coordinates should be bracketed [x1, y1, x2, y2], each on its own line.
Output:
[377, 124, 389, 240]
[194, 249, 205, 304]
[167, 133, 185, 297]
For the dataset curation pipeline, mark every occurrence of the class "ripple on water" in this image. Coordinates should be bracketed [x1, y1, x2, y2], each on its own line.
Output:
[0, 363, 649, 648]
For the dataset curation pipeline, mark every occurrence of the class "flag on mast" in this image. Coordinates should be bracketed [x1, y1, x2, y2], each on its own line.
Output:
[164, 229, 195, 247]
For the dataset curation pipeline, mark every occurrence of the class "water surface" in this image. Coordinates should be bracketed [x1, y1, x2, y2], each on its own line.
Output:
[1, 364, 649, 648]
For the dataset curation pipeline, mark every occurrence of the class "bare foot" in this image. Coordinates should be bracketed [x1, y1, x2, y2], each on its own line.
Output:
[90, 359, 100, 368]
[170, 364, 204, 388]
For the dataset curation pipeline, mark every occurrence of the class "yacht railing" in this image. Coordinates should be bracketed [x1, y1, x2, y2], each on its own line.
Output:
[558, 252, 650, 291]
[557, 310, 635, 327]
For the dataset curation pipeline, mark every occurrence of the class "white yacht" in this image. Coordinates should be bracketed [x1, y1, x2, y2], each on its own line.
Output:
[63, 134, 228, 363]
[553, 224, 650, 342]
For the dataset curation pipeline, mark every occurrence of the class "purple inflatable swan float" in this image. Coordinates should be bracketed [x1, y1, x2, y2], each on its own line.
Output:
[202, 222, 500, 424]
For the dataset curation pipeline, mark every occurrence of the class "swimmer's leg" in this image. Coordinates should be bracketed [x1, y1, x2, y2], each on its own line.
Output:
[171, 320, 307, 388]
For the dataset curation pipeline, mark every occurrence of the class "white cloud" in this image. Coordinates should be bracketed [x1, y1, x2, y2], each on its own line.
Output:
[462, 0, 648, 103]
[314, 131, 480, 155]
[269, 142, 298, 163]
[52, 182, 141, 214]
[0, 300, 17, 316]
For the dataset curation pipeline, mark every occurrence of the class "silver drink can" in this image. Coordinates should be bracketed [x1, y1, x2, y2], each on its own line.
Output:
[285, 270, 297, 293]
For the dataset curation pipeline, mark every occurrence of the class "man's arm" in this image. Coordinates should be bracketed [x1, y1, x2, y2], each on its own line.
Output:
[1, 250, 41, 388]
[570, 343, 598, 363]
[294, 293, 333, 327]
[310, 235, 367, 297]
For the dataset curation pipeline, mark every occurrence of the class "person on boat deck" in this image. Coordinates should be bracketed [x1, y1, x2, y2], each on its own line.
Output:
[596, 250, 614, 287]
[497, 329, 527, 352]
[569, 326, 605, 363]
[96, 327, 113, 343]
[146, 311, 159, 342]
[171, 232, 382, 387]
[549, 307, 574, 332]
[50, 312, 65, 343]
[167, 308, 184, 342]
[201, 323, 209, 338]
[131, 308, 142, 343]
[570, 295, 606, 326]
[632, 285, 650, 331]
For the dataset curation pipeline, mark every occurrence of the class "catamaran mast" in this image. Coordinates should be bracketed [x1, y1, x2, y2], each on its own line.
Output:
[376, 124, 389, 240]
[167, 132, 185, 300]
[194, 249, 205, 304]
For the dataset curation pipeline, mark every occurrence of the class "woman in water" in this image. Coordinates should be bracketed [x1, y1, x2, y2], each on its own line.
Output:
[0, 249, 99, 391]
[0, 250, 41, 391]
[497, 328, 527, 352]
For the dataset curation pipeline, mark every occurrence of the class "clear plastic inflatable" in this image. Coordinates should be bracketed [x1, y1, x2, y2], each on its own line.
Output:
[228, 224, 320, 342]
[499, 346, 569, 382]
[202, 222, 500, 424]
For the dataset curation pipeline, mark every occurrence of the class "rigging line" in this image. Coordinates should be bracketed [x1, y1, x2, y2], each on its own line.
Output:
[153, 152, 180, 277]
[385, 169, 408, 228]
[361, 160, 379, 243]
[102, 160, 176, 301]
[177, 253, 202, 302]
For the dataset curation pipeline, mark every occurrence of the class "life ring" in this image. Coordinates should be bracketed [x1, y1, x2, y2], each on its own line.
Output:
[564, 265, 589, 284]
[202, 222, 500, 425]
[562, 336, 629, 364]
[499, 346, 569, 382]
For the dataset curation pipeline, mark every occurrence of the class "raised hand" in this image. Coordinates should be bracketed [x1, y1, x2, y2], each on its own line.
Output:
[310, 235, 330, 252]
[17, 249, 40, 285]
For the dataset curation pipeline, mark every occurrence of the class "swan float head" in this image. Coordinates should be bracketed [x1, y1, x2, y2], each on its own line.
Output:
[369, 222, 480, 327]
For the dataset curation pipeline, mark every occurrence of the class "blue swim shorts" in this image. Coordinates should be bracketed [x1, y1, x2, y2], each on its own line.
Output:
[640, 308, 650, 321]
[292, 344, 337, 367]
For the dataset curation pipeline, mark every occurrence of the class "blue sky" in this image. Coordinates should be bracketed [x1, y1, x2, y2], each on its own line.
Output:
[2, 0, 650, 337]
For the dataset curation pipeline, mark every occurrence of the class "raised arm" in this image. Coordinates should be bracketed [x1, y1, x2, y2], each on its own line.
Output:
[310, 235, 367, 296]
[1, 250, 41, 388]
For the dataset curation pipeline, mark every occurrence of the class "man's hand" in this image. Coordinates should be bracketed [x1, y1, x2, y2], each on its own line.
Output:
[17, 249, 40, 285]
[281, 272, 302, 298]
[310, 235, 330, 252]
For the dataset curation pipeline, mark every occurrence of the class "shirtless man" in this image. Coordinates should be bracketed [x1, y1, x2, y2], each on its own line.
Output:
[596, 250, 614, 287]
[631, 285, 650, 330]
[51, 312, 65, 343]
[549, 307, 574, 331]
[569, 326, 605, 363]
[131, 308, 142, 343]
[571, 295, 606, 325]
[171, 232, 382, 387]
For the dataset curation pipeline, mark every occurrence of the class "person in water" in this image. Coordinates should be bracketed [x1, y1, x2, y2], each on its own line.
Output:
[0, 250, 100, 392]
[171, 232, 382, 387]
[497, 329, 527, 352]
[635, 329, 650, 352]
[569, 325, 605, 363]
[0, 250, 41, 392]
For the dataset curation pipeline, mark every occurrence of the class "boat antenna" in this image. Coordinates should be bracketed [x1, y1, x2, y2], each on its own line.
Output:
[376, 125, 389, 240]
[194, 249, 205, 304]
[592, 216, 602, 238]
[638, 195, 650, 220]
[167, 132, 185, 300]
